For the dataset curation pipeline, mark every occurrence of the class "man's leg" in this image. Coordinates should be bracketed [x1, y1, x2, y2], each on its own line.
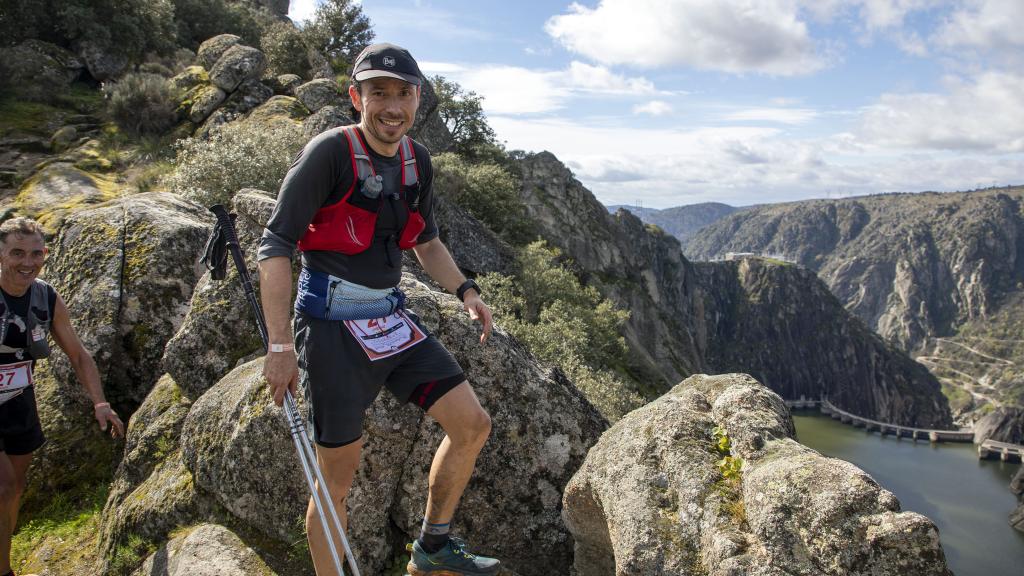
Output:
[1, 452, 33, 575]
[423, 381, 491, 525]
[306, 440, 362, 576]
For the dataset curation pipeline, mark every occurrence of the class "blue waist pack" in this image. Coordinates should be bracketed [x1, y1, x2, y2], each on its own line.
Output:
[294, 268, 405, 321]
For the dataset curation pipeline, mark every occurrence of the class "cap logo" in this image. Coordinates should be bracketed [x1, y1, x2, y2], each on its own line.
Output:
[383, 56, 396, 67]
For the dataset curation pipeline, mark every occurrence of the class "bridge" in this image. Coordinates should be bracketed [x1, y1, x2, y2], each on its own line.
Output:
[978, 439, 1024, 463]
[786, 396, 975, 442]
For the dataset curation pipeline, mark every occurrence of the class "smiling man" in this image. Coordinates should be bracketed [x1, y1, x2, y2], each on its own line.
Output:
[258, 43, 501, 576]
[0, 217, 124, 576]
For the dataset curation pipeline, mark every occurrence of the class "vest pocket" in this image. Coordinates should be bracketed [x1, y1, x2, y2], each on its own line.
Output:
[398, 211, 426, 249]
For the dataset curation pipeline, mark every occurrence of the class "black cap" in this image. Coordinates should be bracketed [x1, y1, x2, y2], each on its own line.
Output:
[351, 43, 423, 86]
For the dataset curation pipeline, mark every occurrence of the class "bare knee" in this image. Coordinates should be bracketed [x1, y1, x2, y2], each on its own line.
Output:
[457, 408, 491, 447]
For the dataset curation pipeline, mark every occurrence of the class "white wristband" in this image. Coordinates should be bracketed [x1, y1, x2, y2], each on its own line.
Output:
[269, 343, 294, 353]
[94, 402, 110, 409]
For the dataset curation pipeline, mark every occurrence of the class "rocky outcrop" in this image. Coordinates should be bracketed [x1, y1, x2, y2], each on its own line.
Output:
[515, 152, 952, 427]
[0, 40, 84, 101]
[196, 34, 242, 71]
[302, 105, 352, 139]
[696, 258, 951, 427]
[13, 162, 119, 231]
[98, 375, 211, 573]
[294, 78, 340, 112]
[132, 524, 275, 576]
[44, 192, 211, 407]
[74, 39, 128, 81]
[685, 189, 1024, 358]
[210, 45, 267, 92]
[564, 373, 952, 575]
[1011, 467, 1024, 532]
[615, 202, 741, 243]
[973, 407, 1024, 444]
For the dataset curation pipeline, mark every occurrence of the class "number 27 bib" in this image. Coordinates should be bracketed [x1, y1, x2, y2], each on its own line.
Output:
[0, 360, 33, 405]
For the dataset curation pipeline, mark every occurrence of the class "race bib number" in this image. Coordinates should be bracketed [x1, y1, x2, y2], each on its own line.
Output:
[0, 360, 33, 391]
[344, 310, 426, 361]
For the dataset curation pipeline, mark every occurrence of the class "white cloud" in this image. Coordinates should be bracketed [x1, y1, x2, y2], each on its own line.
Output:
[633, 101, 673, 116]
[288, 0, 319, 24]
[567, 61, 656, 94]
[488, 115, 1024, 208]
[419, 62, 467, 75]
[426, 62, 658, 115]
[855, 0, 938, 30]
[545, 0, 825, 75]
[721, 107, 819, 125]
[860, 71, 1024, 152]
[933, 0, 1024, 52]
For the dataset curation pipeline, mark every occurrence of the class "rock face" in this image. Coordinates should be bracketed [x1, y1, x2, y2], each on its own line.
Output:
[209, 45, 267, 92]
[196, 34, 242, 71]
[44, 192, 212, 407]
[684, 188, 1024, 416]
[563, 373, 953, 576]
[132, 524, 275, 576]
[973, 407, 1024, 443]
[0, 40, 84, 101]
[515, 152, 952, 428]
[301, 105, 352, 139]
[74, 39, 128, 81]
[613, 202, 741, 243]
[1011, 466, 1024, 532]
[294, 78, 340, 112]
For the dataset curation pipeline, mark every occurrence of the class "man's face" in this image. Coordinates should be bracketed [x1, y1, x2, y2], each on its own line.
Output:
[350, 77, 420, 153]
[0, 232, 47, 289]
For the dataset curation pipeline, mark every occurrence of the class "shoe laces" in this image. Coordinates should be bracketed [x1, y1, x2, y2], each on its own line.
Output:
[449, 536, 477, 559]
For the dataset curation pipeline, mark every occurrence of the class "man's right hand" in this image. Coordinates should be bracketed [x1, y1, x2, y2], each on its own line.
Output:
[263, 349, 299, 406]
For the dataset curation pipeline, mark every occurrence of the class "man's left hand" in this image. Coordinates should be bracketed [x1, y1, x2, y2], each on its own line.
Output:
[463, 294, 493, 344]
[95, 404, 125, 439]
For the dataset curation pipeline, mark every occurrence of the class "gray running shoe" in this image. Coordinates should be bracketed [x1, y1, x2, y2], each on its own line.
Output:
[406, 537, 501, 575]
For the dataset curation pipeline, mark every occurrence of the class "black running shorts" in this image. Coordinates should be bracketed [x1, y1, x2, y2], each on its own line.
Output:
[295, 310, 465, 448]
[0, 386, 47, 455]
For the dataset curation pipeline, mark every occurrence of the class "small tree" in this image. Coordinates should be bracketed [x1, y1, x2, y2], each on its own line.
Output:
[431, 75, 502, 161]
[300, 0, 374, 73]
[261, 20, 310, 78]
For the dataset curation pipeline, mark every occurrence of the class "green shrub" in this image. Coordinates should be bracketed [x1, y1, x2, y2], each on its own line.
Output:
[431, 75, 503, 162]
[480, 241, 642, 420]
[261, 21, 311, 78]
[301, 0, 374, 73]
[1, 0, 176, 57]
[433, 153, 533, 245]
[167, 118, 305, 207]
[170, 0, 269, 49]
[104, 72, 179, 136]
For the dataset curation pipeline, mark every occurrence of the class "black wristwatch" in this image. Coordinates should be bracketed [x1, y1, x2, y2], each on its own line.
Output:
[456, 279, 482, 302]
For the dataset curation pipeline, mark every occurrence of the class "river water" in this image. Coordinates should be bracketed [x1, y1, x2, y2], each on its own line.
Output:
[792, 411, 1024, 576]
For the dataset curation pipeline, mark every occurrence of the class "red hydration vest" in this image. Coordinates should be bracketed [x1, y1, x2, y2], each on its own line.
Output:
[297, 126, 426, 254]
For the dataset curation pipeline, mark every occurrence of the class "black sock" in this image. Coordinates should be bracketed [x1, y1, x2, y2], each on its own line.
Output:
[3, 570, 14, 576]
[417, 518, 450, 553]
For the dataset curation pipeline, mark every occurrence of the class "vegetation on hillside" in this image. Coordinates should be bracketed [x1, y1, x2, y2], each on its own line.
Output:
[480, 242, 645, 421]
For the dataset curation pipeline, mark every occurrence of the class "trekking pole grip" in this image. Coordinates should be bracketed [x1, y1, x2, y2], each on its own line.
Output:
[208, 204, 269, 348]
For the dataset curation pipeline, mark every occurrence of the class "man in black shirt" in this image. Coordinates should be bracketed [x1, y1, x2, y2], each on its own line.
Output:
[258, 44, 500, 575]
[0, 217, 124, 576]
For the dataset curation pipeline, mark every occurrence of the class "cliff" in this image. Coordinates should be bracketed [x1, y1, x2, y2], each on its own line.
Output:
[516, 152, 952, 428]
[684, 188, 1024, 417]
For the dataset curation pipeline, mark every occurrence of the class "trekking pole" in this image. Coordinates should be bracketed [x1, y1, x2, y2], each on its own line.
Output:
[205, 204, 361, 576]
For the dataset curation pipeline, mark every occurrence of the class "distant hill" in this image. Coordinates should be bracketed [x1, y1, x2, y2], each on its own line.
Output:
[684, 187, 1024, 419]
[606, 202, 740, 242]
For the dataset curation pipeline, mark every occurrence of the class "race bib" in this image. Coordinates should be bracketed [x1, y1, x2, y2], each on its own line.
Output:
[344, 310, 426, 361]
[0, 360, 33, 391]
[0, 361, 33, 405]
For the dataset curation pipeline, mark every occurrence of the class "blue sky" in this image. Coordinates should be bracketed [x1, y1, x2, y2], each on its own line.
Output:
[289, 0, 1024, 208]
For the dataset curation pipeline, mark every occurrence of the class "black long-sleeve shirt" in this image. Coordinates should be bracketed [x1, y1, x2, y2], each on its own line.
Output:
[257, 126, 438, 289]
